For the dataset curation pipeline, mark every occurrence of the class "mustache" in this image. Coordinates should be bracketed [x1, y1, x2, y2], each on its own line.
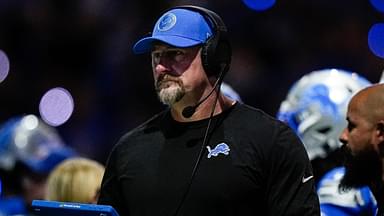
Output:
[156, 74, 182, 89]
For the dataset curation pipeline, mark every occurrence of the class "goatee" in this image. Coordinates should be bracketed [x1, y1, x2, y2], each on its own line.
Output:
[155, 74, 185, 105]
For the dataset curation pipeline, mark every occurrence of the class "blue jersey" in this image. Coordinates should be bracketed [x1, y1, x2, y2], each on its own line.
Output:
[317, 167, 377, 215]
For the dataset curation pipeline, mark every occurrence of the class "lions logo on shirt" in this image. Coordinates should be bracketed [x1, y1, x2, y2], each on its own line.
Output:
[206, 143, 230, 158]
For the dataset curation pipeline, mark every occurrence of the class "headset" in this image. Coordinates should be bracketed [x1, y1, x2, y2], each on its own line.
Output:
[166, 5, 232, 215]
[170, 5, 232, 78]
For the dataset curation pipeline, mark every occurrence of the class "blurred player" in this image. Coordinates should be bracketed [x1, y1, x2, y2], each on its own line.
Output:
[0, 114, 75, 215]
[277, 69, 377, 215]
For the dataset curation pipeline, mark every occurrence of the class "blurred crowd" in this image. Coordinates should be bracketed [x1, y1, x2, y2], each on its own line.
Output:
[0, 0, 382, 165]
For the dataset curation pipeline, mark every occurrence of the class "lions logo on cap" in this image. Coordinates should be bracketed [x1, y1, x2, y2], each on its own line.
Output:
[157, 13, 177, 31]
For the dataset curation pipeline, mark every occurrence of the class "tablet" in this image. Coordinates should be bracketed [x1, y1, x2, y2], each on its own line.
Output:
[32, 200, 120, 216]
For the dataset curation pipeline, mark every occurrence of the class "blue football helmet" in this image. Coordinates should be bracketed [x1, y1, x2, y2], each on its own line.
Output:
[277, 69, 371, 160]
[0, 114, 75, 174]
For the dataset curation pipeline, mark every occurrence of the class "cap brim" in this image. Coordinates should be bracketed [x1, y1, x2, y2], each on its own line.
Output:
[133, 35, 203, 54]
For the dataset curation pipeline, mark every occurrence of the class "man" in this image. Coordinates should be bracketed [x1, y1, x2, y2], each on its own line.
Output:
[277, 69, 377, 215]
[98, 5, 319, 216]
[339, 83, 384, 215]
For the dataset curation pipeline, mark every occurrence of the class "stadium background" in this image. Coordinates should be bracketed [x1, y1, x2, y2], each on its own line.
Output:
[0, 0, 382, 164]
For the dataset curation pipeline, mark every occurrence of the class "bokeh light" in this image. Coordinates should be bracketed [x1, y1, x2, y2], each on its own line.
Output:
[242, 0, 276, 11]
[368, 23, 384, 59]
[0, 50, 10, 83]
[39, 87, 74, 127]
[370, 0, 384, 13]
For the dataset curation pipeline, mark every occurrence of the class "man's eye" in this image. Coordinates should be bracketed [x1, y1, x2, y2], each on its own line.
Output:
[151, 49, 185, 63]
[151, 51, 162, 59]
[347, 122, 355, 131]
[175, 51, 186, 62]
[166, 50, 183, 59]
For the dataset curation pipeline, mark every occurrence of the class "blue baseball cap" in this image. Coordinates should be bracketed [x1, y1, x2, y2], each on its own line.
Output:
[133, 8, 213, 54]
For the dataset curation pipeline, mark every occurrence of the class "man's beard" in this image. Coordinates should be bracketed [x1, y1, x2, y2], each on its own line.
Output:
[155, 74, 185, 105]
[339, 144, 383, 192]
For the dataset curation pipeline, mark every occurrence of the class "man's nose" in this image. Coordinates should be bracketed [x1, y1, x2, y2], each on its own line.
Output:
[339, 128, 348, 145]
[154, 58, 172, 75]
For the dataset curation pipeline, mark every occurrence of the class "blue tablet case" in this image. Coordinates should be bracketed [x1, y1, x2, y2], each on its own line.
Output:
[32, 200, 120, 216]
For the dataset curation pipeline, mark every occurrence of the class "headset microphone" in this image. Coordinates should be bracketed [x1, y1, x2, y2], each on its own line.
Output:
[181, 105, 197, 118]
[182, 85, 218, 118]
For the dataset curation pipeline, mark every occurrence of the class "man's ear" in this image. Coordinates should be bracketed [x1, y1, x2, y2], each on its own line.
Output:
[377, 121, 384, 137]
[376, 120, 384, 156]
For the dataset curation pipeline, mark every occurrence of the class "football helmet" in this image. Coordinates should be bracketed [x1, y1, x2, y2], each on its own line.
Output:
[277, 69, 371, 160]
[0, 114, 75, 174]
[221, 82, 242, 102]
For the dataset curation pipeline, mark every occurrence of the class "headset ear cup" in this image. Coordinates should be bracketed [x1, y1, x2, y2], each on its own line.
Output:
[202, 37, 231, 77]
[201, 43, 210, 76]
[215, 38, 231, 77]
[201, 36, 217, 77]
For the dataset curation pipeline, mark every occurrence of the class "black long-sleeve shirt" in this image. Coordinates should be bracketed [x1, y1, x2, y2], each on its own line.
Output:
[98, 102, 320, 216]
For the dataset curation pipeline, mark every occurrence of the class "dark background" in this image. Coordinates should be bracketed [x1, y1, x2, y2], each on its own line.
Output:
[0, 0, 382, 164]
